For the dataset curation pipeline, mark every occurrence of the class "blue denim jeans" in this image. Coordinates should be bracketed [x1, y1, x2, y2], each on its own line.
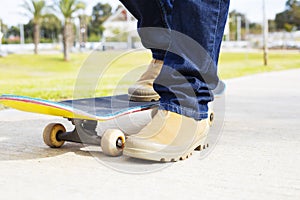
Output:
[120, 0, 230, 120]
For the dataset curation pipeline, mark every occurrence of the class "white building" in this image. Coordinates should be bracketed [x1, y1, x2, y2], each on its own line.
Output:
[102, 6, 138, 39]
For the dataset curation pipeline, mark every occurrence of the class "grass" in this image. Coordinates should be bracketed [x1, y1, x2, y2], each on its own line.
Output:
[218, 51, 300, 79]
[0, 50, 299, 102]
[0, 53, 88, 100]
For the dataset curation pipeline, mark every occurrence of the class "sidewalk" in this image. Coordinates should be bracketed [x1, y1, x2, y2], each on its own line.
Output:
[0, 69, 299, 200]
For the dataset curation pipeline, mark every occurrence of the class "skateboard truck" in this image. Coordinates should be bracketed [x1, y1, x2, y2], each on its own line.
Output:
[57, 119, 101, 145]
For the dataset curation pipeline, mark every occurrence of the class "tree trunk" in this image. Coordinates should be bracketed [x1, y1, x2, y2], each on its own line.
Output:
[63, 19, 72, 61]
[33, 23, 40, 54]
[63, 24, 68, 61]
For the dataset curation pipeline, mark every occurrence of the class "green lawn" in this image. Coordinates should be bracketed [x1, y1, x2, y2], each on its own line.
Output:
[218, 51, 300, 79]
[0, 50, 299, 103]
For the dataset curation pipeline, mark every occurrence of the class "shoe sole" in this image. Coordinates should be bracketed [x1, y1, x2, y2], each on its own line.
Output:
[123, 131, 209, 162]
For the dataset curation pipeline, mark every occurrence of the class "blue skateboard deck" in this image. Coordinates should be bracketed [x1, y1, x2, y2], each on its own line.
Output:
[0, 94, 159, 121]
[0, 81, 225, 121]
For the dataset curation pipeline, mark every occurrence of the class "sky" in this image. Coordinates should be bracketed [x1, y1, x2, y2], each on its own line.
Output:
[0, 0, 288, 26]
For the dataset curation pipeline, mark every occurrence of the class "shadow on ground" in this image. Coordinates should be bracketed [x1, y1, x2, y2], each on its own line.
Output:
[0, 117, 173, 173]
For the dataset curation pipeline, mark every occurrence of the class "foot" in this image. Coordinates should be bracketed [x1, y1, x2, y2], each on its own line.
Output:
[123, 110, 210, 162]
[128, 59, 163, 102]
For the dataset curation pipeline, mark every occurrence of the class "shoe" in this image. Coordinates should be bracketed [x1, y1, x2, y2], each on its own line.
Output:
[123, 110, 210, 162]
[128, 59, 163, 102]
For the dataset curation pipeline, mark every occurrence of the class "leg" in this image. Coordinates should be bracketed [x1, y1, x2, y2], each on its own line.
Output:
[154, 0, 230, 120]
[120, 0, 175, 101]
[124, 0, 230, 161]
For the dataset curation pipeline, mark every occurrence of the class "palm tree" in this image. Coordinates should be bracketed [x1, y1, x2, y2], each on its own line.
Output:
[23, 0, 46, 54]
[57, 0, 85, 61]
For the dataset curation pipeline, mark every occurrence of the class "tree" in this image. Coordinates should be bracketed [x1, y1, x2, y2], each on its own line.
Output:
[23, 0, 46, 54]
[0, 19, 8, 45]
[88, 3, 112, 39]
[56, 0, 85, 61]
[7, 26, 20, 37]
[268, 20, 277, 33]
[286, 0, 300, 8]
[24, 21, 34, 42]
[25, 14, 62, 43]
[275, 0, 300, 31]
[41, 14, 62, 42]
[79, 14, 90, 46]
[228, 11, 265, 38]
[229, 10, 248, 40]
[0, 19, 8, 36]
[249, 23, 262, 34]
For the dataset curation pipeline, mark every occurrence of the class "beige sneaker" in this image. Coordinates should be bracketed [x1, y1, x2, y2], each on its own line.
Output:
[123, 110, 210, 162]
[128, 59, 163, 102]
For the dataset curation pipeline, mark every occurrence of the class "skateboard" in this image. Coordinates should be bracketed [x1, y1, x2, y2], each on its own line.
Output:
[0, 81, 226, 157]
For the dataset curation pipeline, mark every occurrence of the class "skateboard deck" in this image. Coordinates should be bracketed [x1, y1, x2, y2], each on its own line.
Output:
[0, 94, 159, 121]
[0, 80, 225, 121]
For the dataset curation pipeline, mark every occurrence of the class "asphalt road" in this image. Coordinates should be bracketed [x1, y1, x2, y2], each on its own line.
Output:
[0, 69, 299, 200]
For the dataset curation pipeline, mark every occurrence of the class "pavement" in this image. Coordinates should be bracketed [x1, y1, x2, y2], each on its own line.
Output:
[0, 69, 299, 200]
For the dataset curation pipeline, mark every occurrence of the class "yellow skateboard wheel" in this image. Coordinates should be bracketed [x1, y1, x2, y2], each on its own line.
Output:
[43, 123, 66, 148]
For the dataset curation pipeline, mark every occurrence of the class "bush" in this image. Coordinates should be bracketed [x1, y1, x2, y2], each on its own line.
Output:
[88, 33, 101, 42]
[40, 38, 53, 43]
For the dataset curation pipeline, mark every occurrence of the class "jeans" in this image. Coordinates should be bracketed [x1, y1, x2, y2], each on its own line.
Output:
[119, 0, 230, 120]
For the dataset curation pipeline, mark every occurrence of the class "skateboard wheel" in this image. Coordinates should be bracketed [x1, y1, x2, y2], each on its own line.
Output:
[101, 129, 125, 157]
[43, 123, 66, 148]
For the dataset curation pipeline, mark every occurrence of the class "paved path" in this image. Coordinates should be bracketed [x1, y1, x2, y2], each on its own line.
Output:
[0, 69, 299, 200]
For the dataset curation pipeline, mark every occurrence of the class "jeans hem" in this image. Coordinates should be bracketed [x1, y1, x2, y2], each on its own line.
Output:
[159, 102, 208, 121]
